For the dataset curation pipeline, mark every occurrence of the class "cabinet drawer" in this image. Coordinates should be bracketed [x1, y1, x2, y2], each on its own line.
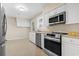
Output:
[62, 43, 79, 56]
[62, 36, 72, 44]
[70, 38, 79, 46]
[62, 36, 79, 46]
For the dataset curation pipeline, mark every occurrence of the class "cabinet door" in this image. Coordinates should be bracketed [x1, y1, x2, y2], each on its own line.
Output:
[69, 44, 79, 56]
[62, 43, 79, 56]
[48, 4, 66, 17]
[48, 9, 56, 17]
[37, 16, 44, 30]
[41, 34, 45, 49]
[62, 43, 72, 56]
[56, 4, 66, 14]
[66, 4, 79, 24]
[29, 33, 33, 42]
[29, 32, 35, 44]
[62, 37, 72, 56]
[44, 14, 49, 26]
[62, 36, 79, 56]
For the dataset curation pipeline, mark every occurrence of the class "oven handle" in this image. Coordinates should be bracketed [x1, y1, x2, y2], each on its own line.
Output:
[44, 37, 60, 43]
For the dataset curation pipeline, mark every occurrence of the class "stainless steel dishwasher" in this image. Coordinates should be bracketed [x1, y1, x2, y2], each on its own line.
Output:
[36, 33, 41, 48]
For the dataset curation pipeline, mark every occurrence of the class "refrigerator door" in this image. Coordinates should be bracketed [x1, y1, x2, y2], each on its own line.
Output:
[0, 4, 3, 43]
[0, 43, 5, 56]
[0, 5, 7, 43]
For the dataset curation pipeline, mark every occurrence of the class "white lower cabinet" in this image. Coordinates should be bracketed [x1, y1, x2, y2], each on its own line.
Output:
[29, 32, 36, 44]
[62, 36, 79, 56]
[41, 34, 45, 49]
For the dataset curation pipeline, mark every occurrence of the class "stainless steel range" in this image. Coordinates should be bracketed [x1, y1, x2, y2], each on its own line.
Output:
[43, 32, 67, 56]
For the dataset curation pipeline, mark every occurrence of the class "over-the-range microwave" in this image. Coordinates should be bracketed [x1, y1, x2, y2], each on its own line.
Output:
[49, 11, 66, 26]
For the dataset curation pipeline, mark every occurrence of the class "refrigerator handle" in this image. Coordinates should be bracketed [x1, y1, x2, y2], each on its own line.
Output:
[5, 15, 7, 36]
[1, 43, 5, 47]
[2, 14, 7, 36]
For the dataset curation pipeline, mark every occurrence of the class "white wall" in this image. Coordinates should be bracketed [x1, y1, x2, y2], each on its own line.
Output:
[6, 17, 31, 40]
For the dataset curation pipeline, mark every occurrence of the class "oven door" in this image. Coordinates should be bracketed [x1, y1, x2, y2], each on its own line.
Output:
[44, 38, 61, 56]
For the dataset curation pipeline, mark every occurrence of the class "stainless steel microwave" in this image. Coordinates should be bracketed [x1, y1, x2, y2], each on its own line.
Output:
[49, 12, 66, 25]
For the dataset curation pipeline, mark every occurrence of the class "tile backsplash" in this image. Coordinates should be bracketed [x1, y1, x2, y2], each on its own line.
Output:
[48, 23, 79, 33]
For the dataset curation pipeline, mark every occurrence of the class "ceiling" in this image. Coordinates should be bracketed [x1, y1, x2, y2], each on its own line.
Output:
[2, 3, 47, 19]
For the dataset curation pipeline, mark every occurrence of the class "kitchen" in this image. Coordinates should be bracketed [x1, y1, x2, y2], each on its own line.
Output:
[29, 3, 79, 56]
[0, 3, 79, 56]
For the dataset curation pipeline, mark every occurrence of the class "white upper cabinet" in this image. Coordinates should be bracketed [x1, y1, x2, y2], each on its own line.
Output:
[35, 3, 79, 30]
[47, 3, 79, 25]
[36, 15, 44, 30]
[55, 4, 66, 14]
[44, 14, 49, 27]
[66, 3, 79, 24]
[37, 14, 49, 30]
[36, 16, 42, 30]
[48, 4, 66, 18]
[48, 9, 56, 17]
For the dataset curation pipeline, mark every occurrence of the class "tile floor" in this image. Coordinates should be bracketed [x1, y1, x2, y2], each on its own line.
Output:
[5, 39, 47, 56]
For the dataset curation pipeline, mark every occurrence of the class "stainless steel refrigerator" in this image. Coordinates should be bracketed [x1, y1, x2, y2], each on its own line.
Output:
[0, 3, 7, 56]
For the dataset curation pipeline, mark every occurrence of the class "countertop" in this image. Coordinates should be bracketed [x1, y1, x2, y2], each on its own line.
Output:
[30, 31, 79, 39]
[30, 31, 51, 34]
[62, 35, 79, 39]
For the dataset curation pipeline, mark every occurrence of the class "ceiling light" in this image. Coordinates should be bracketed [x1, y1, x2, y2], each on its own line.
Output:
[16, 5, 28, 11]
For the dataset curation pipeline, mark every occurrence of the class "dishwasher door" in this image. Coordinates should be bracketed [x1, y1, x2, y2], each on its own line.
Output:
[36, 33, 41, 48]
